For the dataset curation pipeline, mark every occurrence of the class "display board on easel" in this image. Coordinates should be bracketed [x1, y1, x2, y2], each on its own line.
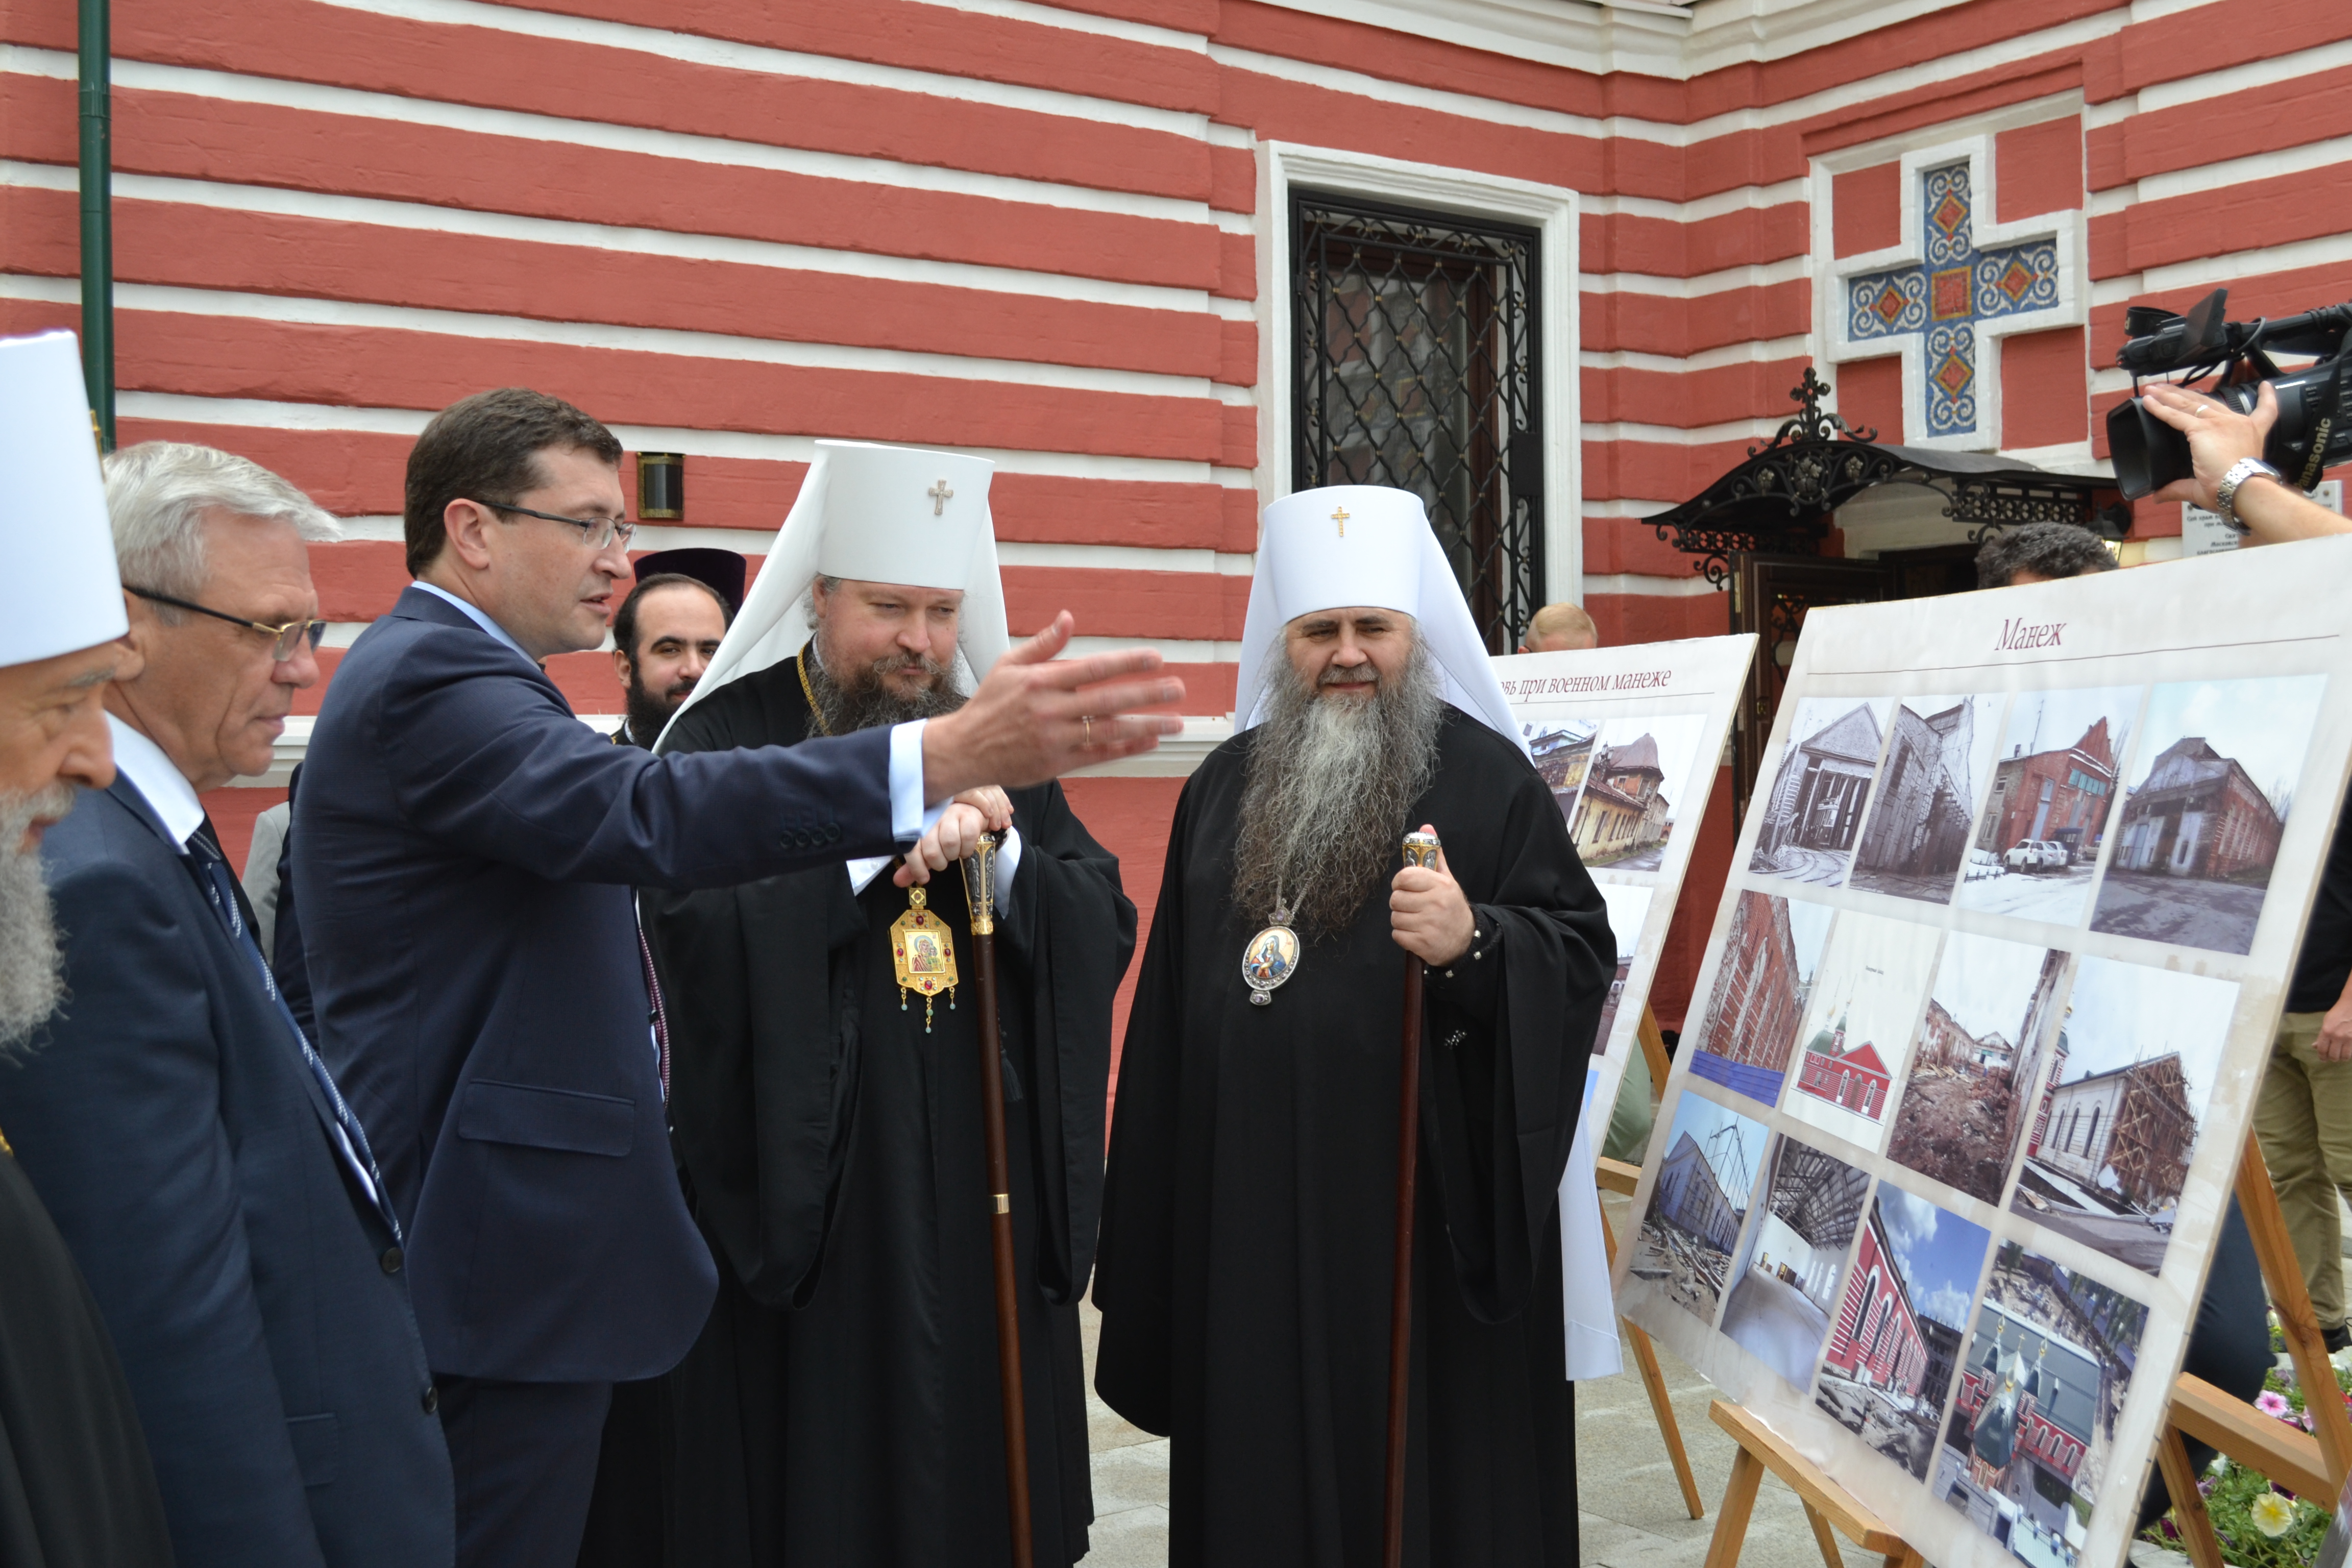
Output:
[1614, 540, 2352, 1568]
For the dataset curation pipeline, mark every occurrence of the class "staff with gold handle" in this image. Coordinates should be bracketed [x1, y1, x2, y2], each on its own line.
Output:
[960, 830, 1034, 1568]
[1383, 827, 1442, 1568]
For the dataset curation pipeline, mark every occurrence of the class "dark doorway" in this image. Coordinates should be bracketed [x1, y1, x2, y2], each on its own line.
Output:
[1291, 190, 1542, 653]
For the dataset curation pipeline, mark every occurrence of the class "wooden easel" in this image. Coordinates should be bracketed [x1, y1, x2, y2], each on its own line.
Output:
[1591, 1007, 1707, 1521]
[1690, 1129, 2352, 1567]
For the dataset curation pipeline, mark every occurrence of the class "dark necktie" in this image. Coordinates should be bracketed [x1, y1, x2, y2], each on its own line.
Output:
[188, 822, 404, 1245]
[637, 917, 670, 1101]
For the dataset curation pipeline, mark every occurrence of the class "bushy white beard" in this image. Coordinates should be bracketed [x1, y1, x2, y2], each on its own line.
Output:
[1230, 639, 1443, 938]
[0, 786, 72, 1053]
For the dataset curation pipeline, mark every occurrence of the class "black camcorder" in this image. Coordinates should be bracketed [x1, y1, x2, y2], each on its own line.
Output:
[2108, 287, 2352, 499]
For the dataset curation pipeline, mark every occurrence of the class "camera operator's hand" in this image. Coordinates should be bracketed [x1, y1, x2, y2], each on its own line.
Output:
[2143, 383, 2351, 544]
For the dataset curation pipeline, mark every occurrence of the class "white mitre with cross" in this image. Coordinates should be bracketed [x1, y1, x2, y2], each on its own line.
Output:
[0, 331, 129, 667]
[662, 439, 1006, 743]
[1234, 484, 1528, 758]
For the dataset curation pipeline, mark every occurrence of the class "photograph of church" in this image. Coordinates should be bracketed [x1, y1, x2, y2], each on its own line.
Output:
[1633, 1092, 1766, 1329]
[1849, 694, 2001, 903]
[1884, 935, 2067, 1206]
[1689, 892, 1834, 1109]
[1718, 1134, 1866, 1391]
[1934, 1243, 2149, 1567]
[1956, 689, 2139, 927]
[2091, 676, 2329, 955]
[2011, 956, 2241, 1276]
[1780, 911, 1941, 1154]
[1750, 699, 1892, 886]
[1816, 1184, 1991, 1482]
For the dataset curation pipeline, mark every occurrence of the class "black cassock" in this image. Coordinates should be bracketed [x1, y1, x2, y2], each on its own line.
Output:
[644, 660, 1135, 1568]
[0, 1142, 174, 1567]
[1093, 707, 1613, 1568]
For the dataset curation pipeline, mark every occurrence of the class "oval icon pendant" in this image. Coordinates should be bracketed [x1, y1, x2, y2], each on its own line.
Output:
[1241, 923, 1300, 1007]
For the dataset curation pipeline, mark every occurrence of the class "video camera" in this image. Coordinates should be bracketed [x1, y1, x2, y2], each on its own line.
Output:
[2108, 287, 2352, 499]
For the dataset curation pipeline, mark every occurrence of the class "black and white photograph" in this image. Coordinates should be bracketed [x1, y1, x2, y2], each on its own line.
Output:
[1779, 910, 1942, 1155]
[1849, 693, 2003, 903]
[1815, 1184, 1992, 1482]
[1749, 697, 1893, 886]
[1954, 686, 2140, 927]
[1591, 884, 1656, 1056]
[2009, 955, 2239, 1275]
[1689, 892, 1835, 1110]
[1934, 1242, 2150, 1566]
[1718, 1134, 1867, 1390]
[1633, 1092, 1768, 1328]
[1883, 933, 2067, 1207]
[2089, 675, 2330, 955]
[1570, 713, 1711, 873]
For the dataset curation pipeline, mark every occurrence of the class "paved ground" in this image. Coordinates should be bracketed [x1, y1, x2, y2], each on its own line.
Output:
[1750, 844, 1854, 885]
[1955, 864, 2098, 924]
[1846, 865, 1959, 903]
[2091, 870, 2267, 954]
[1720, 1269, 1834, 1389]
[1590, 843, 1666, 872]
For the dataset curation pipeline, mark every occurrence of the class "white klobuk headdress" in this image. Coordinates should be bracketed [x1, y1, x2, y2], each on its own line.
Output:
[0, 332, 129, 667]
[660, 440, 1004, 746]
[1233, 485, 1528, 757]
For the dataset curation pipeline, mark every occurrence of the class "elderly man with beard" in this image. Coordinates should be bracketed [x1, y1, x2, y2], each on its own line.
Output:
[0, 330, 175, 1566]
[638, 442, 1133, 1568]
[1094, 486, 1616, 1568]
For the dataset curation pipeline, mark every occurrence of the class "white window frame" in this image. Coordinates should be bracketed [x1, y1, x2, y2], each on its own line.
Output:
[1257, 141, 1583, 605]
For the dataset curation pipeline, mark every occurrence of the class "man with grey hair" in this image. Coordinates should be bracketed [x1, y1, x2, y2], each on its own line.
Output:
[0, 440, 456, 1567]
[1097, 486, 1615, 1566]
[0, 330, 175, 1565]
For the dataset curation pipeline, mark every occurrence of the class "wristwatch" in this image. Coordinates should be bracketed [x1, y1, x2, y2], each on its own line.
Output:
[2215, 457, 2284, 533]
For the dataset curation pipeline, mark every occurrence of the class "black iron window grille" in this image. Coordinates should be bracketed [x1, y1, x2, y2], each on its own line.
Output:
[1292, 191, 1543, 653]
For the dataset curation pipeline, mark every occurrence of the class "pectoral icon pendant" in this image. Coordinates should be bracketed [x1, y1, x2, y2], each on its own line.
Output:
[891, 886, 959, 1033]
[1242, 901, 1300, 1008]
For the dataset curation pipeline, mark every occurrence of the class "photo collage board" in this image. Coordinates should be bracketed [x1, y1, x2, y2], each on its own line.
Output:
[1492, 633, 1757, 1132]
[1612, 540, 2352, 1568]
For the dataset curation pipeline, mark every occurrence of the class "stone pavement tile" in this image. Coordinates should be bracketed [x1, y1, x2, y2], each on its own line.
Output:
[1091, 1436, 1170, 1518]
[1083, 1503, 1172, 1568]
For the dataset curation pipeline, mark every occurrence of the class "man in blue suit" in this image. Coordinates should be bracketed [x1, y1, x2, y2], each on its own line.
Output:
[0, 440, 454, 1566]
[293, 388, 1183, 1567]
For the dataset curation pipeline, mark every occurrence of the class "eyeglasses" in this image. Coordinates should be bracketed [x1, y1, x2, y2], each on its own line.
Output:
[126, 587, 328, 662]
[472, 499, 638, 552]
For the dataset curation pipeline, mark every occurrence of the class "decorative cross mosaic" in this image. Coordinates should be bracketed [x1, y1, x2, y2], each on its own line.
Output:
[1843, 163, 2061, 440]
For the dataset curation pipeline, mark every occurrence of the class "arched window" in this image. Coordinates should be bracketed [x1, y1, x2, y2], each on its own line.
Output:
[2085, 1105, 2102, 1159]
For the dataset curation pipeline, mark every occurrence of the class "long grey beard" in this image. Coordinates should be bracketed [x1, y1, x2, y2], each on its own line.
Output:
[0, 786, 72, 1054]
[1231, 640, 1443, 939]
[806, 643, 966, 733]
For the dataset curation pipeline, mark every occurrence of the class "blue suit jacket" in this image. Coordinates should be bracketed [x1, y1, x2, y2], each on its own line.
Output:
[0, 777, 454, 1568]
[292, 586, 899, 1383]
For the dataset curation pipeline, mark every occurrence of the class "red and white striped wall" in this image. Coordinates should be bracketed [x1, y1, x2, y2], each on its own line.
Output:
[7, 0, 2349, 1031]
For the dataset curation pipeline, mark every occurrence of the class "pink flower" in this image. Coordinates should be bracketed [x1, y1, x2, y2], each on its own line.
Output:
[2258, 1390, 2293, 1419]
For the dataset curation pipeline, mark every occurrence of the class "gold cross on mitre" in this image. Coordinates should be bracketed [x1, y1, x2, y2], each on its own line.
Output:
[1331, 505, 1350, 537]
[927, 479, 954, 516]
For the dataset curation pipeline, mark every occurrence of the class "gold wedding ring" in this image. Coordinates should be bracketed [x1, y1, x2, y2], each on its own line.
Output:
[1082, 715, 1095, 746]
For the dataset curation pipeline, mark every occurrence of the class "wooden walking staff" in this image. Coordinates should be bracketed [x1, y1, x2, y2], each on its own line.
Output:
[960, 830, 1034, 1568]
[1383, 827, 1443, 1568]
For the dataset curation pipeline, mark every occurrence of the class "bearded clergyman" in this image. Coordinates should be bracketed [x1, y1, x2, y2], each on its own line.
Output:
[1093, 484, 1616, 1567]
[641, 441, 1135, 1567]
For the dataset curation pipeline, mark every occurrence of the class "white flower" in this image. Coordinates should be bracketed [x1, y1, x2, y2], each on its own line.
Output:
[2249, 1488, 2298, 1538]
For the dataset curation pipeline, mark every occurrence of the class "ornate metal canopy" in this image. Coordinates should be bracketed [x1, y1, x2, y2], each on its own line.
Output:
[1650, 368, 2124, 586]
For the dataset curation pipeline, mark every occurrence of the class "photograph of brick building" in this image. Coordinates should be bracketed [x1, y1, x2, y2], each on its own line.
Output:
[2092, 676, 2329, 955]
[1850, 694, 2000, 903]
[1935, 1244, 2149, 1566]
[1690, 892, 1834, 1109]
[1781, 911, 1940, 1153]
[2012, 956, 2240, 1276]
[1817, 1185, 1992, 1481]
[1884, 935, 2067, 1206]
[1719, 1134, 1867, 1390]
[1751, 699, 1891, 886]
[1633, 1093, 1766, 1328]
[1956, 688, 2138, 927]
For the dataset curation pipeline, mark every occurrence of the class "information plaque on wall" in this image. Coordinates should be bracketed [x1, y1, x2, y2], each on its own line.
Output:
[1613, 540, 2352, 1568]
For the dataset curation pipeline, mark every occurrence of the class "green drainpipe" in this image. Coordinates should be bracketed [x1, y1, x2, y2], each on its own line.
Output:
[78, 0, 113, 449]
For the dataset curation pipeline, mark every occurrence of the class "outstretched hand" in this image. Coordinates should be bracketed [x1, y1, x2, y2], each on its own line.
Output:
[920, 611, 1186, 797]
[1389, 824, 1474, 967]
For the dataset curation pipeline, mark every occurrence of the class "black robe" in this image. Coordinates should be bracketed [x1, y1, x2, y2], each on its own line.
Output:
[644, 660, 1135, 1568]
[1093, 707, 1613, 1568]
[0, 1136, 175, 1567]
